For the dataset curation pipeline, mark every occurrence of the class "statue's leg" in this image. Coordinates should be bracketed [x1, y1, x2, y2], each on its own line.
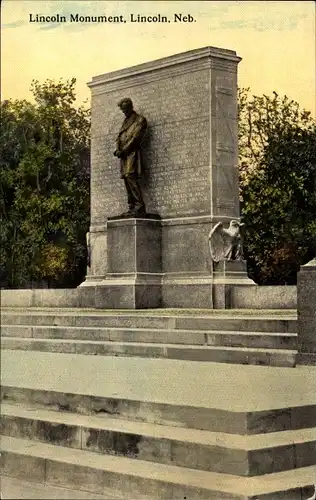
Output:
[124, 177, 135, 211]
[126, 174, 145, 214]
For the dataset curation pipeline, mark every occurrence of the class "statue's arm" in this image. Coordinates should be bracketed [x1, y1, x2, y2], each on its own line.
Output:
[121, 117, 147, 156]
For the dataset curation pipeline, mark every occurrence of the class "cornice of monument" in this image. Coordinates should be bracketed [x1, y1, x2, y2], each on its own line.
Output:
[87, 46, 242, 93]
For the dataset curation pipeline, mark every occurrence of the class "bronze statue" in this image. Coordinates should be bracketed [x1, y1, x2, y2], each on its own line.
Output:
[208, 220, 244, 262]
[114, 98, 147, 217]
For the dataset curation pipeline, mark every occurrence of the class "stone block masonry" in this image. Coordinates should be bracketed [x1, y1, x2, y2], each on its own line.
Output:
[88, 46, 241, 225]
[297, 258, 316, 365]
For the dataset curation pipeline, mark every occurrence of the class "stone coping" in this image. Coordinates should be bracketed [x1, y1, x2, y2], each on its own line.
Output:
[88, 46, 241, 88]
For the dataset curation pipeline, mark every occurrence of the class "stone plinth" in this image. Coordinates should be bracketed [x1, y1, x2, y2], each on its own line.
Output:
[213, 260, 249, 280]
[296, 258, 316, 365]
[79, 46, 257, 308]
[212, 260, 255, 309]
[107, 216, 161, 274]
[80, 216, 162, 309]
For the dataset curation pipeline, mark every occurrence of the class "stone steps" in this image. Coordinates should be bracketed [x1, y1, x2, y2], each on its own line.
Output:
[1, 436, 315, 499]
[1, 308, 298, 367]
[2, 351, 316, 498]
[2, 385, 316, 435]
[1, 337, 297, 367]
[0, 308, 297, 333]
[1, 325, 297, 349]
[2, 402, 316, 477]
[1, 309, 314, 499]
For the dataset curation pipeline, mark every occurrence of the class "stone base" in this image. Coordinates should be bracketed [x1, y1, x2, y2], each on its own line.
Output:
[1, 285, 297, 310]
[79, 278, 162, 309]
[161, 276, 213, 308]
[80, 278, 215, 309]
[95, 279, 161, 309]
[79, 261, 255, 310]
[213, 260, 251, 281]
[79, 218, 267, 310]
[230, 285, 297, 309]
[77, 285, 96, 308]
[106, 216, 162, 274]
[79, 216, 162, 309]
[212, 260, 256, 309]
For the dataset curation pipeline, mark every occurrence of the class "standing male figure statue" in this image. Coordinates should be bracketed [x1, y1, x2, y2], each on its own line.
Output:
[114, 98, 147, 217]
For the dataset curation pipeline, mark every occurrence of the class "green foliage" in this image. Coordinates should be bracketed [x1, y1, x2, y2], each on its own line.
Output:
[238, 89, 316, 284]
[0, 79, 90, 288]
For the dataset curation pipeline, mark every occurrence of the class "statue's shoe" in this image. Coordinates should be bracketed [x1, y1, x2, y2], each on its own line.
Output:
[118, 207, 146, 218]
[119, 211, 133, 217]
[131, 209, 146, 217]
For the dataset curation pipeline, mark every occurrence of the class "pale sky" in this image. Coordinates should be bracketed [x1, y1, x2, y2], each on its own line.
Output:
[2, 0, 315, 115]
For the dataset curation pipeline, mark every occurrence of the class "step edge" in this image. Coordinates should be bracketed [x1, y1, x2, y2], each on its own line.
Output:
[2, 384, 316, 416]
[0, 338, 299, 352]
[1, 436, 315, 495]
[2, 404, 316, 450]
[0, 325, 298, 335]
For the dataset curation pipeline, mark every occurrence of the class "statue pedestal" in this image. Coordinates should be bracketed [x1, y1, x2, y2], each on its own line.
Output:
[212, 260, 255, 309]
[80, 216, 162, 309]
[80, 220, 257, 309]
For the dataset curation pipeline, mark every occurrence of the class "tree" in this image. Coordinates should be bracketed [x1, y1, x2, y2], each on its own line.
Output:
[0, 79, 90, 288]
[238, 89, 316, 284]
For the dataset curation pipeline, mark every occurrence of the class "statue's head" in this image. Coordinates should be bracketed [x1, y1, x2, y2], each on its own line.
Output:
[118, 97, 134, 118]
[229, 220, 245, 233]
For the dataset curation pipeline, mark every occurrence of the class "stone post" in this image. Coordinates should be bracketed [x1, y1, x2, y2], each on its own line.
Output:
[296, 258, 316, 365]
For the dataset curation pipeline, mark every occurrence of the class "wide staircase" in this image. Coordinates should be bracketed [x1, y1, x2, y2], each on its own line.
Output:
[1, 307, 316, 499]
[1, 308, 298, 367]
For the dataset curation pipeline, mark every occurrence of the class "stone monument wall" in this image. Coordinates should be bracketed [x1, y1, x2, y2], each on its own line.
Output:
[89, 47, 241, 225]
